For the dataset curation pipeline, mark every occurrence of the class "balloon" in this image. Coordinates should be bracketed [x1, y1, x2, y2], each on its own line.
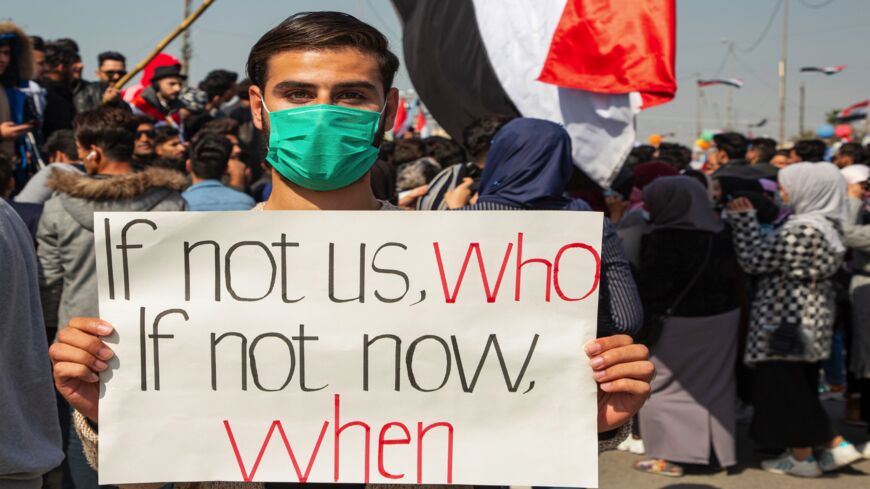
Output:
[700, 130, 716, 142]
[648, 134, 663, 146]
[835, 124, 853, 138]
[695, 139, 710, 150]
[816, 124, 835, 138]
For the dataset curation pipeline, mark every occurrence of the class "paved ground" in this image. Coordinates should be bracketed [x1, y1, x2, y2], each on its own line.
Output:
[598, 398, 870, 488]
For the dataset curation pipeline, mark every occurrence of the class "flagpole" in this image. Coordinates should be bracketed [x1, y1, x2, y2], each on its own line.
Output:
[778, 0, 789, 144]
[696, 79, 703, 138]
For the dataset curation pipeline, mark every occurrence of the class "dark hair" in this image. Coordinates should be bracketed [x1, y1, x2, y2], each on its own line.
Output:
[246, 11, 400, 93]
[236, 78, 252, 101]
[793, 139, 827, 162]
[774, 148, 790, 158]
[378, 141, 395, 166]
[53, 38, 79, 54]
[462, 115, 514, 161]
[0, 35, 21, 87]
[198, 69, 238, 100]
[423, 136, 466, 167]
[73, 107, 137, 160]
[98, 51, 126, 66]
[30, 35, 45, 53]
[625, 144, 656, 170]
[656, 142, 692, 171]
[392, 138, 427, 166]
[749, 137, 776, 163]
[191, 118, 240, 146]
[133, 115, 156, 128]
[712, 132, 748, 159]
[0, 152, 13, 190]
[190, 133, 232, 180]
[838, 142, 866, 164]
[44, 42, 77, 71]
[43, 129, 78, 161]
[154, 126, 180, 145]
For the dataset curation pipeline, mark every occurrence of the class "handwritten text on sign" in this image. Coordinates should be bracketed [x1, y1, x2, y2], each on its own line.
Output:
[94, 211, 602, 486]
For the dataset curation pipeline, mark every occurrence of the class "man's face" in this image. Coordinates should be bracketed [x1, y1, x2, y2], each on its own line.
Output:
[746, 147, 759, 164]
[71, 58, 83, 81]
[32, 49, 46, 79]
[834, 152, 853, 168]
[97, 59, 126, 83]
[157, 77, 183, 101]
[0, 44, 11, 76]
[156, 135, 185, 160]
[251, 47, 397, 143]
[134, 123, 156, 156]
[770, 153, 789, 169]
[788, 149, 801, 164]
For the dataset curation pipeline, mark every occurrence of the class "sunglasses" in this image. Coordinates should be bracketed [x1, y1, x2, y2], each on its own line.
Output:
[136, 129, 156, 139]
[102, 70, 127, 78]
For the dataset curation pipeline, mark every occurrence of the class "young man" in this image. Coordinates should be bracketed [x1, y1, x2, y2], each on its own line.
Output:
[789, 139, 828, 164]
[73, 51, 126, 112]
[182, 133, 255, 210]
[49, 12, 653, 487]
[151, 126, 186, 171]
[132, 115, 157, 168]
[131, 64, 186, 126]
[834, 142, 867, 169]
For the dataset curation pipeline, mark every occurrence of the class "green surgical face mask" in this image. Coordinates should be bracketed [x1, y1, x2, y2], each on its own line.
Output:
[262, 102, 384, 191]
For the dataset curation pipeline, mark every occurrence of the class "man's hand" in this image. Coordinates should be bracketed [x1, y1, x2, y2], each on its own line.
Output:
[399, 184, 428, 209]
[586, 335, 653, 432]
[0, 121, 34, 140]
[726, 196, 754, 213]
[444, 177, 474, 209]
[48, 317, 115, 424]
[102, 85, 121, 104]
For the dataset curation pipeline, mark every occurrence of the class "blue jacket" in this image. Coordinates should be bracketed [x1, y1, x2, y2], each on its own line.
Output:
[182, 180, 255, 211]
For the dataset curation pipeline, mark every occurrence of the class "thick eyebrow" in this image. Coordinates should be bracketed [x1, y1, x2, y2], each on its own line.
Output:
[271, 81, 318, 95]
[332, 81, 379, 92]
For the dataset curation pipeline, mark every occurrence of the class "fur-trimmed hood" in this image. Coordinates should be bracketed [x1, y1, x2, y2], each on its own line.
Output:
[46, 167, 188, 232]
[47, 167, 187, 199]
[0, 21, 33, 81]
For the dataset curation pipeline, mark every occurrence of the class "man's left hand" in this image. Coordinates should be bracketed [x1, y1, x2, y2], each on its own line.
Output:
[586, 334, 653, 432]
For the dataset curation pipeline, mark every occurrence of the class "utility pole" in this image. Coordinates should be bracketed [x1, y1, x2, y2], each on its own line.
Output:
[696, 81, 704, 138]
[799, 82, 806, 136]
[181, 0, 193, 76]
[778, 0, 790, 144]
[722, 40, 735, 130]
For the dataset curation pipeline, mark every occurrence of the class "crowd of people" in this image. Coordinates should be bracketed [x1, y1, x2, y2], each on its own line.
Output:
[0, 10, 869, 489]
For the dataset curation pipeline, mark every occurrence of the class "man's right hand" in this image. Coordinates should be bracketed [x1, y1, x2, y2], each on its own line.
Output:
[48, 317, 115, 424]
[0, 121, 34, 140]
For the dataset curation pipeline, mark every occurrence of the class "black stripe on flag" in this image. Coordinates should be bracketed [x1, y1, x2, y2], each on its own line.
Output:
[392, 0, 520, 141]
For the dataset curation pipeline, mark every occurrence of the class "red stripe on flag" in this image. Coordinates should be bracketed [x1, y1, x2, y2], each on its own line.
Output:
[537, 0, 676, 109]
[393, 98, 408, 134]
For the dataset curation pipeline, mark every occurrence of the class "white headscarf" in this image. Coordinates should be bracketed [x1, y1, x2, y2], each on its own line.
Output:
[841, 164, 870, 185]
[778, 162, 849, 254]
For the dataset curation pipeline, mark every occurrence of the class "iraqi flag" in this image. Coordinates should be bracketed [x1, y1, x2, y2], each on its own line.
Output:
[391, 0, 676, 186]
[393, 97, 408, 137]
[800, 65, 846, 76]
[697, 79, 744, 89]
[837, 99, 869, 122]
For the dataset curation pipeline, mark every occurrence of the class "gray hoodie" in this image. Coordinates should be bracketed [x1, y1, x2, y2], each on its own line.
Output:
[0, 200, 64, 489]
[37, 168, 187, 333]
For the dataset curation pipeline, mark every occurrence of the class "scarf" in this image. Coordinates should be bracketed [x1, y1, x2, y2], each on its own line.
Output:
[778, 162, 849, 254]
[643, 176, 724, 233]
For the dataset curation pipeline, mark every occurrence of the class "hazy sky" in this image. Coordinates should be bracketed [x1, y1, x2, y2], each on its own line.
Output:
[5, 0, 869, 144]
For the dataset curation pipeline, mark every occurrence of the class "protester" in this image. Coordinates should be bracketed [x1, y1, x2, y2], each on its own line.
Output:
[0, 198, 64, 489]
[39, 41, 77, 138]
[615, 161, 679, 268]
[790, 139, 828, 164]
[633, 176, 740, 477]
[0, 22, 38, 181]
[746, 137, 779, 178]
[130, 63, 185, 126]
[14, 129, 83, 204]
[656, 142, 692, 172]
[132, 115, 156, 168]
[72, 50, 126, 112]
[842, 163, 870, 440]
[709, 132, 749, 176]
[198, 69, 238, 118]
[417, 114, 512, 210]
[182, 133, 254, 211]
[453, 117, 643, 337]
[151, 125, 186, 171]
[834, 142, 867, 169]
[727, 163, 863, 477]
[1, 151, 41, 240]
[770, 148, 792, 169]
[48, 16, 653, 489]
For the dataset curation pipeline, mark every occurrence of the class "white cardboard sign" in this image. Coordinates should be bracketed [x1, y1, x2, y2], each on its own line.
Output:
[94, 210, 602, 487]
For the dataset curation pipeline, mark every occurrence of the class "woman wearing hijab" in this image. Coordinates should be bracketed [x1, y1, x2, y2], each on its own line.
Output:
[727, 162, 863, 477]
[458, 117, 643, 337]
[632, 176, 740, 477]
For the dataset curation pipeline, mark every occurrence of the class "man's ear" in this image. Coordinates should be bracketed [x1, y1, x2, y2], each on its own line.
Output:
[250, 85, 265, 131]
[382, 87, 399, 133]
[185, 159, 192, 174]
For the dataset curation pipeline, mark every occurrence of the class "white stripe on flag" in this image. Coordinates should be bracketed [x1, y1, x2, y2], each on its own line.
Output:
[471, 0, 637, 186]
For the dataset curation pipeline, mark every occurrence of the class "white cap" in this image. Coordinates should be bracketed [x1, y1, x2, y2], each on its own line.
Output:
[841, 164, 870, 184]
